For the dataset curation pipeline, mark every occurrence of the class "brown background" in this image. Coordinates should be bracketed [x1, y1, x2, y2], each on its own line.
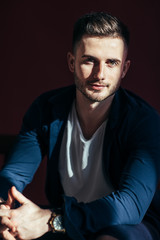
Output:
[0, 0, 159, 204]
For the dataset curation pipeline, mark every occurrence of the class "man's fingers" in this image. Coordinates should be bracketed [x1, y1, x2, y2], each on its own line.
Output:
[10, 186, 30, 205]
[0, 209, 10, 217]
[0, 204, 8, 210]
[6, 189, 15, 209]
[1, 216, 16, 232]
[1, 229, 17, 240]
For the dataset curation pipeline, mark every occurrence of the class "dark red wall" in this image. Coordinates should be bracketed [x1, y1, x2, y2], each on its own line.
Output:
[0, 0, 159, 204]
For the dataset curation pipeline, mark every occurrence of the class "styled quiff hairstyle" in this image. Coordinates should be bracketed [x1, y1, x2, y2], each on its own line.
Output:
[72, 12, 130, 52]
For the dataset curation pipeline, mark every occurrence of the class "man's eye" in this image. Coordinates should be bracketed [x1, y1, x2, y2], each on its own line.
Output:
[84, 58, 95, 64]
[107, 60, 119, 67]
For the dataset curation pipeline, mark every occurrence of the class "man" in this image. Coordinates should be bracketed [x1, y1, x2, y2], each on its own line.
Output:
[0, 12, 160, 240]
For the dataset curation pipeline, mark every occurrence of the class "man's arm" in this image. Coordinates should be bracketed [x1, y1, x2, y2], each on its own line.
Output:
[0, 98, 48, 239]
[0, 97, 46, 200]
[62, 111, 160, 240]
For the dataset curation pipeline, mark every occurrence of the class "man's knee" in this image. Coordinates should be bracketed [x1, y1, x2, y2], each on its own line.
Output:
[96, 236, 118, 240]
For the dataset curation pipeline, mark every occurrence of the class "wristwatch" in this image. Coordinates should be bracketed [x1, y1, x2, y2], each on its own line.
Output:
[49, 211, 66, 233]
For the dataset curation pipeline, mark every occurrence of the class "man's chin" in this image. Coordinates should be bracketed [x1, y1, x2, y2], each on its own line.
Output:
[76, 85, 118, 102]
[83, 92, 112, 102]
[84, 88, 118, 102]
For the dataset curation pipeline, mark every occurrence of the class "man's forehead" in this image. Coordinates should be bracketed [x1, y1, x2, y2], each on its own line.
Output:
[77, 36, 125, 52]
[82, 35, 124, 44]
[75, 35, 127, 57]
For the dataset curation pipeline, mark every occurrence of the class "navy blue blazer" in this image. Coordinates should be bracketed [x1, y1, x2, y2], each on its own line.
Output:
[0, 85, 160, 240]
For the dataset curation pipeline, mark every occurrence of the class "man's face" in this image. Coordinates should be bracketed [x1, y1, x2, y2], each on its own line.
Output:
[68, 35, 130, 102]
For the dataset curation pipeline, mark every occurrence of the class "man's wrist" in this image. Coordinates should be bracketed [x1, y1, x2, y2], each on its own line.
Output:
[48, 210, 65, 233]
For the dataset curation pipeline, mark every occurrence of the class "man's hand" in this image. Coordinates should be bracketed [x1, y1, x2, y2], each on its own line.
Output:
[0, 189, 17, 240]
[0, 187, 52, 240]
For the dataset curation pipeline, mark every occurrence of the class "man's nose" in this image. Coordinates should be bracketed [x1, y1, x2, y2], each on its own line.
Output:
[93, 62, 105, 80]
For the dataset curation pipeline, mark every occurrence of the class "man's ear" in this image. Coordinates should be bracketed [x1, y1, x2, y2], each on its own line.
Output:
[122, 60, 131, 79]
[67, 52, 75, 73]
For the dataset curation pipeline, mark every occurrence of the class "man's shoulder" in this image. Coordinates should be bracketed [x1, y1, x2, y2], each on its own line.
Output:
[26, 85, 76, 115]
[111, 88, 160, 130]
[36, 85, 76, 105]
[24, 85, 76, 121]
[111, 88, 160, 141]
[118, 87, 159, 116]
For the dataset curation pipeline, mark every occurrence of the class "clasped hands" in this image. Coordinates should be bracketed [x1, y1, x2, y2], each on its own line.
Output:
[0, 186, 52, 240]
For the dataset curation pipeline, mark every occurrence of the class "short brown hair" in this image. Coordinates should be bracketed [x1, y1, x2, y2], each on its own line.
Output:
[72, 12, 130, 52]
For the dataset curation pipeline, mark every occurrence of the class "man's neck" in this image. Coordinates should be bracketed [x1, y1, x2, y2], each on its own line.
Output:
[75, 93, 114, 139]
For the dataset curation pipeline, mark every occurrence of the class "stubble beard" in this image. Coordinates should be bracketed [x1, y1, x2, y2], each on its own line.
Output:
[74, 73, 119, 103]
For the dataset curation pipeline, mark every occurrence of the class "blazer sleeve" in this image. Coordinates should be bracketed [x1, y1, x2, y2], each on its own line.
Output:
[0, 98, 47, 200]
[63, 110, 160, 240]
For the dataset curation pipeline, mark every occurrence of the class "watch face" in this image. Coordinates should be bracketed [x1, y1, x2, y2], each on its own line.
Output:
[53, 215, 64, 231]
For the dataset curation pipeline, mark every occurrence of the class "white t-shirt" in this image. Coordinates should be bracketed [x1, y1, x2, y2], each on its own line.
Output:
[59, 102, 114, 203]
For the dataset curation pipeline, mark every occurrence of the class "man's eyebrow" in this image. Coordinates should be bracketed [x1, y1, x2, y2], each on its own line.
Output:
[82, 54, 121, 62]
[81, 55, 97, 59]
[107, 58, 121, 63]
[81, 55, 121, 63]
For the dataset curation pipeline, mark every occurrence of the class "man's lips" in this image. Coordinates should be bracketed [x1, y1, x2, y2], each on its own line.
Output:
[89, 83, 109, 90]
